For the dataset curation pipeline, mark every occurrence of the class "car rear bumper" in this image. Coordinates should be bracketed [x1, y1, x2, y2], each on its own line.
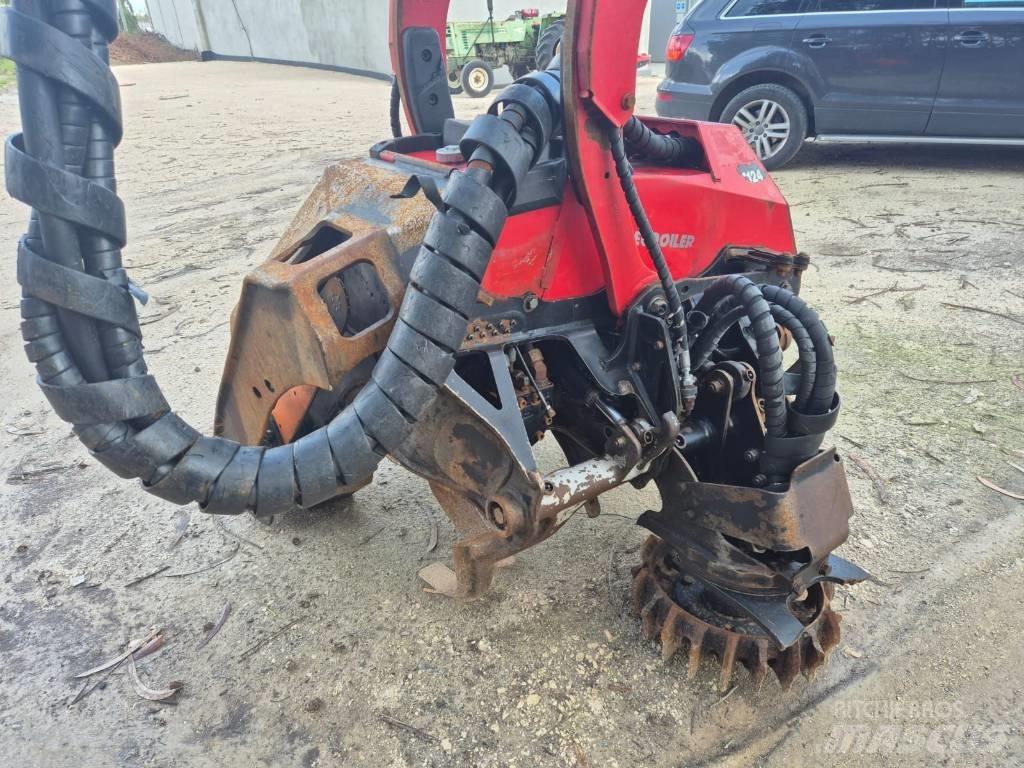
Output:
[654, 80, 715, 121]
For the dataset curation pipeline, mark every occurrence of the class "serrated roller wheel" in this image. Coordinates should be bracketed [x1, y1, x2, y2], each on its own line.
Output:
[631, 536, 842, 690]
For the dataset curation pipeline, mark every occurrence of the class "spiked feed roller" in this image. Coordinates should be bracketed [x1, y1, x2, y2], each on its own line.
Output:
[632, 537, 843, 690]
[2, 0, 868, 690]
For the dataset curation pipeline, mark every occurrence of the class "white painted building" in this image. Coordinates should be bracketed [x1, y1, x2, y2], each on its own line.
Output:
[144, 1, 679, 78]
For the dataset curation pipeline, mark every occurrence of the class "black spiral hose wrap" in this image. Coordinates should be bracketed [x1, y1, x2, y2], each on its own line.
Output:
[692, 296, 818, 413]
[691, 275, 788, 438]
[760, 284, 836, 415]
[769, 304, 816, 412]
[3, 2, 561, 518]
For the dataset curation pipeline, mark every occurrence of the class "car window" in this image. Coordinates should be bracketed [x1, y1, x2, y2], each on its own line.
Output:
[724, 0, 805, 17]
[808, 0, 938, 10]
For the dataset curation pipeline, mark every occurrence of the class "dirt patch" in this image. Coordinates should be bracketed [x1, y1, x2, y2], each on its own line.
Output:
[109, 32, 197, 66]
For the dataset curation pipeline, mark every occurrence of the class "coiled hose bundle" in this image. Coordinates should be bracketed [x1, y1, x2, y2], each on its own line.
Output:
[1, 0, 562, 519]
[690, 274, 840, 481]
[607, 115, 835, 452]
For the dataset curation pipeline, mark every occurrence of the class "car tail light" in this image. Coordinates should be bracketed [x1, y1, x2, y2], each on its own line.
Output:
[666, 33, 694, 62]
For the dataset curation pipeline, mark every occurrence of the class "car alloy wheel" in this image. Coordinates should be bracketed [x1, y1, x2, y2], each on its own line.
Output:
[731, 99, 791, 162]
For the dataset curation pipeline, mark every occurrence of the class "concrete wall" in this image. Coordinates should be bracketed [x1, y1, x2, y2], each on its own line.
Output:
[147, 1, 655, 77]
[147, 0, 202, 51]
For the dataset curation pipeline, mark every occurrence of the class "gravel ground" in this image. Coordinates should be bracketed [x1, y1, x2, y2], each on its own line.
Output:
[1, 61, 1022, 768]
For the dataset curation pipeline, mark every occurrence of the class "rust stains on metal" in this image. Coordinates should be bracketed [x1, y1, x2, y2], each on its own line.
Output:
[658, 449, 854, 579]
[270, 158, 436, 262]
[540, 457, 636, 517]
[632, 537, 842, 690]
[463, 318, 519, 347]
[216, 229, 406, 444]
[216, 159, 435, 445]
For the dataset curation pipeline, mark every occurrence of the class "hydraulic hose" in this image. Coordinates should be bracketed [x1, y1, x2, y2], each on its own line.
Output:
[2, 4, 561, 519]
[692, 298, 817, 413]
[622, 116, 702, 168]
[690, 301, 745, 371]
[9, 0, 109, 384]
[691, 275, 787, 438]
[689, 278, 838, 483]
[608, 125, 696, 405]
[769, 304, 816, 413]
[389, 76, 403, 139]
[761, 285, 836, 415]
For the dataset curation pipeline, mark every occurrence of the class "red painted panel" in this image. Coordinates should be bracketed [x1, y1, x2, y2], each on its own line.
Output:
[480, 205, 564, 298]
[479, 120, 796, 305]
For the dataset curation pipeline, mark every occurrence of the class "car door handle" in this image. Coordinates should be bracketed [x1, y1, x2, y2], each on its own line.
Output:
[953, 30, 987, 47]
[802, 34, 831, 49]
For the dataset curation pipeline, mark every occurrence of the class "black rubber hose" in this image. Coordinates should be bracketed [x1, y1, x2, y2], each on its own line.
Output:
[761, 285, 835, 415]
[690, 300, 745, 371]
[10, 0, 108, 383]
[622, 116, 702, 168]
[692, 276, 787, 437]
[389, 76, 403, 139]
[608, 124, 695, 402]
[690, 300, 816, 413]
[3, 5, 559, 518]
[79, 7, 148, 384]
[769, 304, 816, 413]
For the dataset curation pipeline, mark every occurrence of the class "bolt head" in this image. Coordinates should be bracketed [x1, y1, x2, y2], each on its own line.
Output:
[648, 297, 668, 316]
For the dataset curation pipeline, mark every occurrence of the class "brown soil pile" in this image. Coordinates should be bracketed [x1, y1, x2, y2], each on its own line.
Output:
[109, 32, 197, 65]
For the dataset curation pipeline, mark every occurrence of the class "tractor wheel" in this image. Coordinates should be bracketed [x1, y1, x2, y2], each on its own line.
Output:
[535, 19, 565, 71]
[461, 59, 495, 99]
[447, 67, 464, 95]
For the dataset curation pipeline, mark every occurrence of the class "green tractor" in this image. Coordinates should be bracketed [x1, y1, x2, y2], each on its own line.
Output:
[446, 4, 565, 98]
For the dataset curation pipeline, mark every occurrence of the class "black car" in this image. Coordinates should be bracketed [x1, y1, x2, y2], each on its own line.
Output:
[656, 0, 1024, 168]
